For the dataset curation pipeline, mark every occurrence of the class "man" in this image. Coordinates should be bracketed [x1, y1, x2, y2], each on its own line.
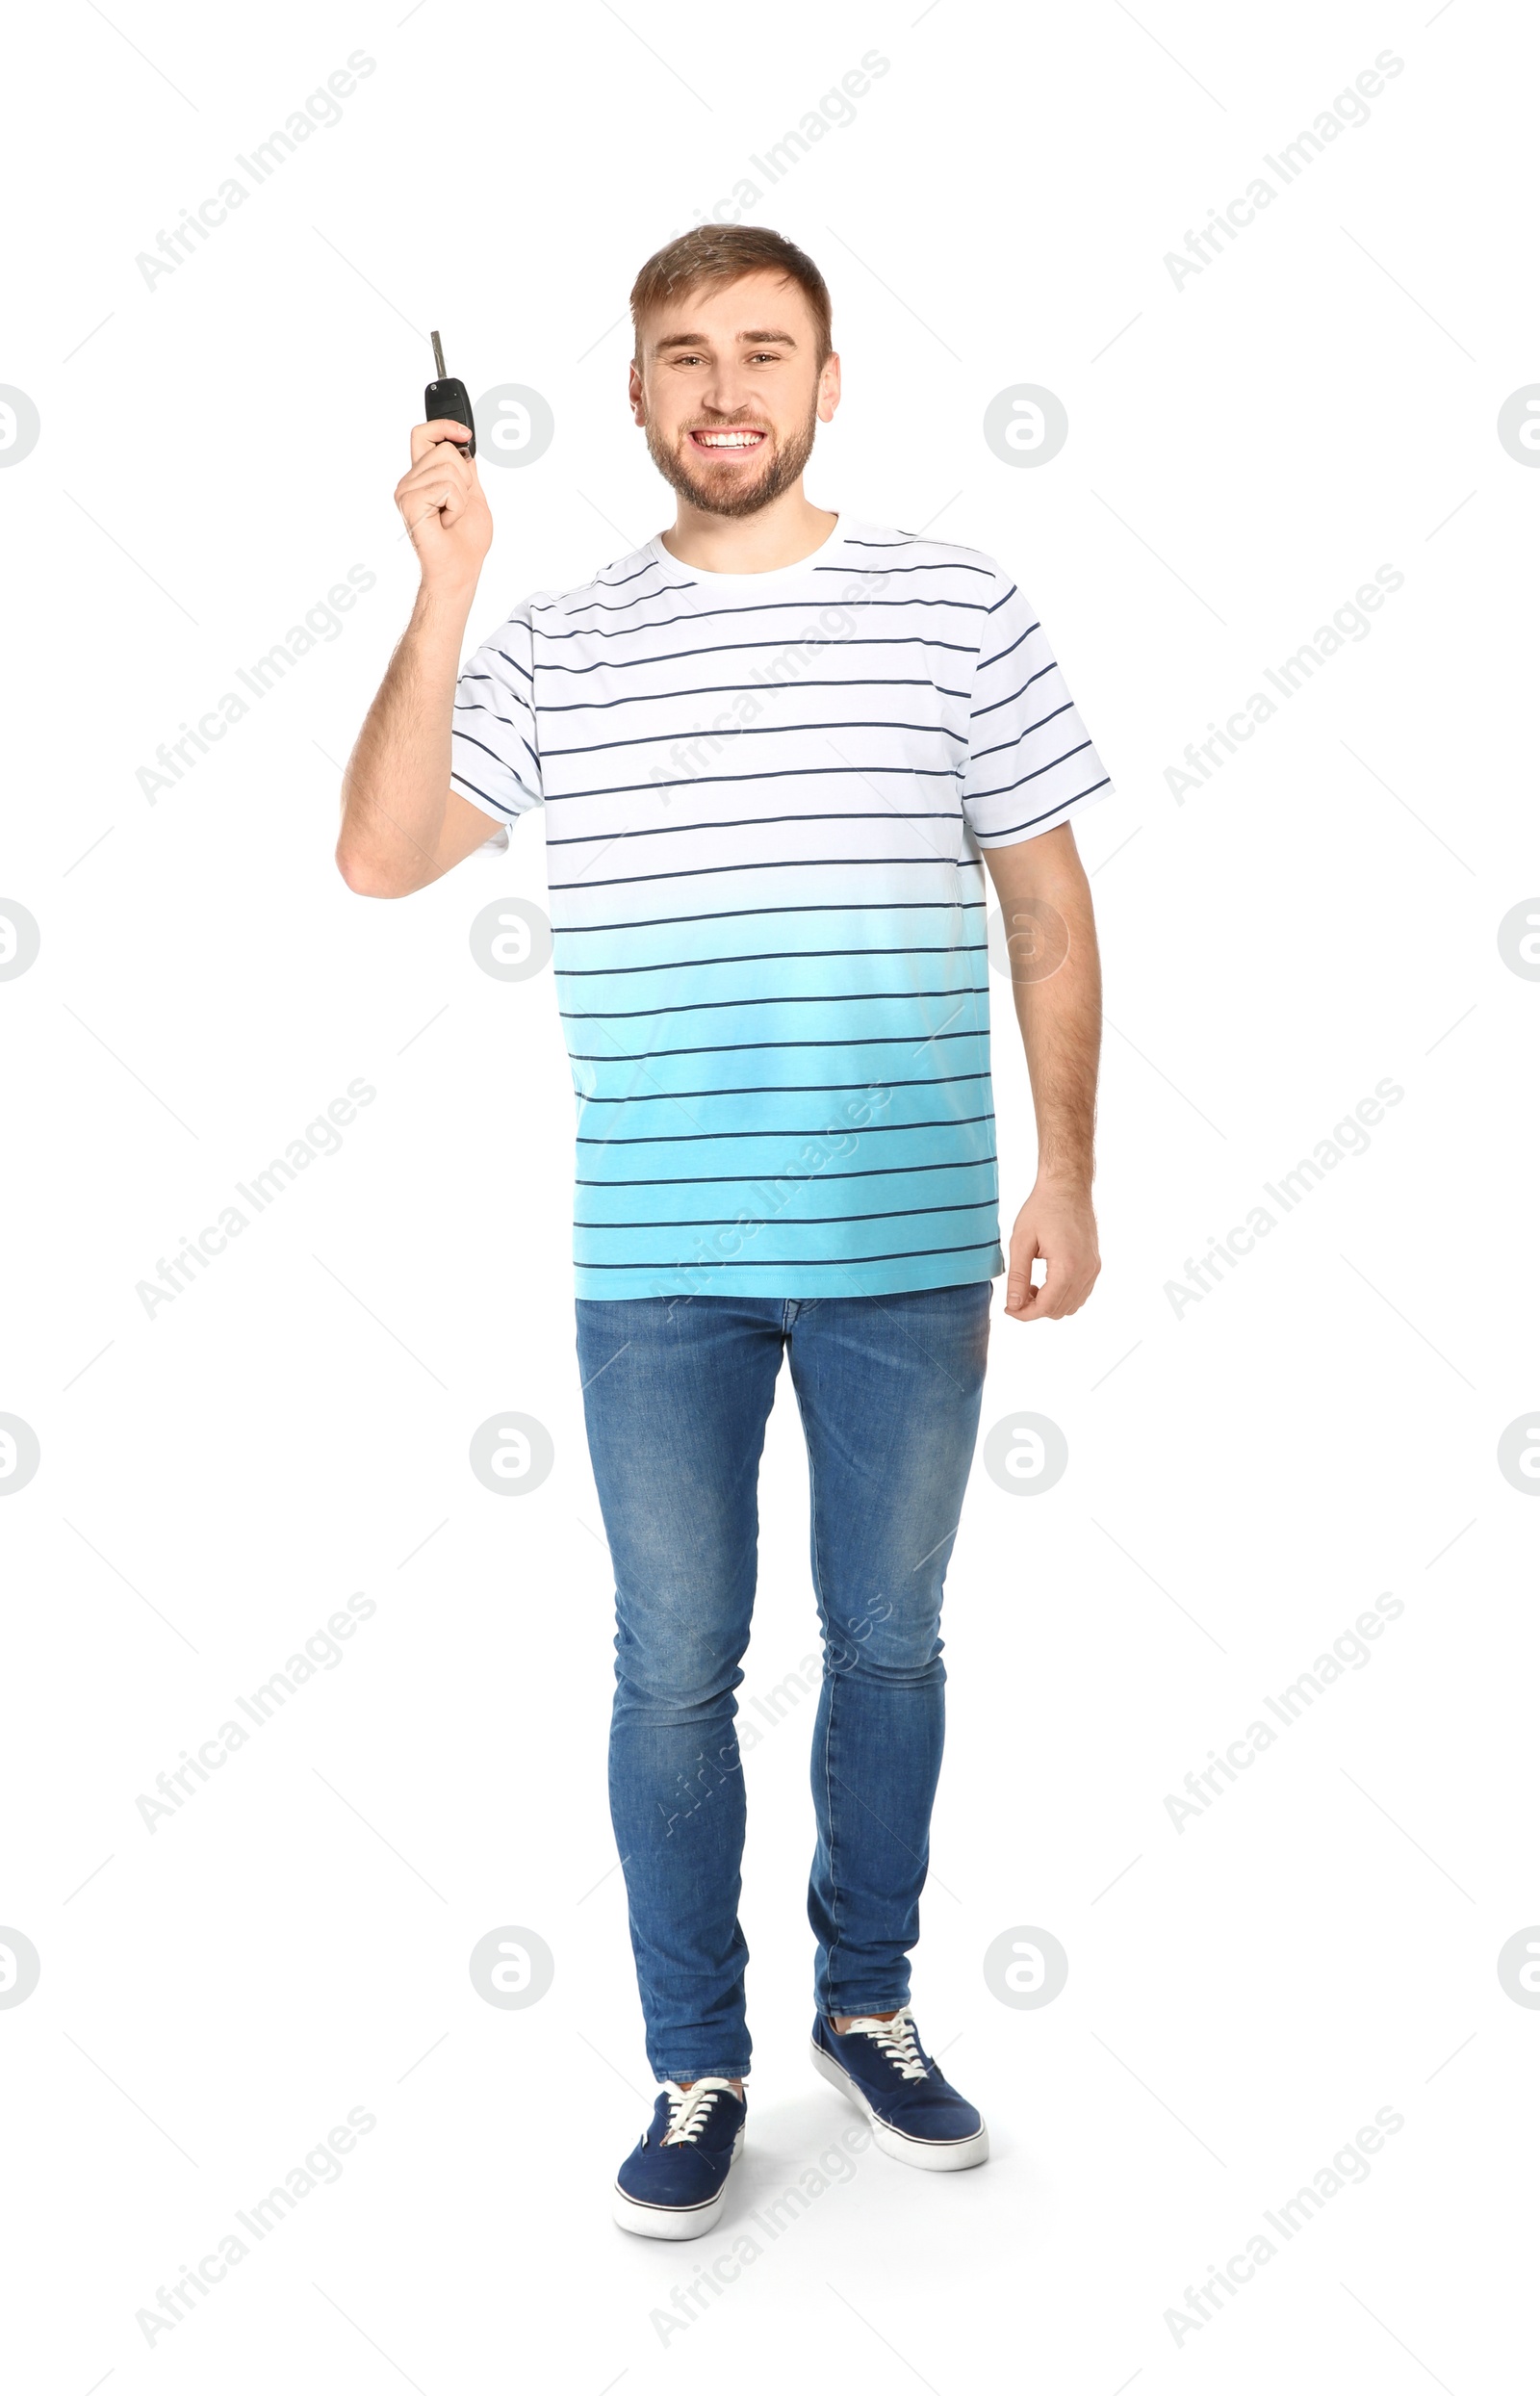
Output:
[337, 224, 1111, 2239]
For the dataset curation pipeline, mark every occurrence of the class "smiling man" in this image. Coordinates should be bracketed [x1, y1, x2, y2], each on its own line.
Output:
[337, 223, 1113, 2240]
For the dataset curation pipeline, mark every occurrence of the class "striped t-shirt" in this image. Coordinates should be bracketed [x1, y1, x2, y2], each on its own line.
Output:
[449, 514, 1113, 1300]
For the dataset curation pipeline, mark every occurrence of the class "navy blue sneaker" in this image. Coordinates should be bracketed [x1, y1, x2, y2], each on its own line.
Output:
[612, 2077, 747, 2239]
[811, 2009, 988, 2171]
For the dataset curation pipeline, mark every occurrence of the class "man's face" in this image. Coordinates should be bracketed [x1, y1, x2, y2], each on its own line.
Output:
[629, 269, 839, 519]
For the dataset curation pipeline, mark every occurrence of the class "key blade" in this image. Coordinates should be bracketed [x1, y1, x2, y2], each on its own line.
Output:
[430, 330, 447, 381]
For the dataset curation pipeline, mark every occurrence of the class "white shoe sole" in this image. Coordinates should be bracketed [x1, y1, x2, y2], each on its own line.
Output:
[611, 2125, 745, 2239]
[809, 2038, 989, 2171]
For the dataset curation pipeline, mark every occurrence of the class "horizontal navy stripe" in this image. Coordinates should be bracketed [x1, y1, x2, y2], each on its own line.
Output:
[576, 1069, 990, 1103]
[542, 714, 969, 760]
[595, 554, 675, 593]
[575, 1198, 999, 1230]
[572, 1238, 1001, 1269]
[558, 941, 984, 976]
[524, 632, 980, 679]
[844, 536, 985, 554]
[575, 1108, 997, 1146]
[547, 808, 964, 848]
[816, 558, 993, 580]
[532, 594, 989, 645]
[554, 899, 988, 935]
[561, 982, 988, 1019]
[550, 854, 988, 891]
[570, 1026, 987, 1063]
[540, 580, 695, 619]
[577, 1155, 998, 1184]
[538, 677, 972, 716]
[546, 761, 962, 808]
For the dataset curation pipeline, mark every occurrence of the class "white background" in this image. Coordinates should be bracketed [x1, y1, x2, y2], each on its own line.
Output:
[3, 0, 1535, 2387]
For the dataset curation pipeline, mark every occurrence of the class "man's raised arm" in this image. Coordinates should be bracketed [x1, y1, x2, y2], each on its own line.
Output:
[335, 418, 500, 899]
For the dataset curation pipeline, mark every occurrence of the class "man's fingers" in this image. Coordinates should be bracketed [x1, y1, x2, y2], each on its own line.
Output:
[398, 487, 456, 528]
[399, 493, 464, 552]
[1005, 1250, 1098, 1321]
[389, 419, 494, 590]
[1013, 1255, 1065, 1319]
[1035, 1258, 1078, 1320]
[395, 447, 476, 541]
[408, 419, 475, 466]
[1004, 1249, 1047, 1318]
[398, 449, 472, 502]
[397, 448, 474, 533]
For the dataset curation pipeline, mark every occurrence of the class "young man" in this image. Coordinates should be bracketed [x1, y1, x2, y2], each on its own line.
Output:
[337, 225, 1110, 2239]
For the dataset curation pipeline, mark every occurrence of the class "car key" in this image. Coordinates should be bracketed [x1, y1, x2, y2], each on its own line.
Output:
[424, 330, 475, 458]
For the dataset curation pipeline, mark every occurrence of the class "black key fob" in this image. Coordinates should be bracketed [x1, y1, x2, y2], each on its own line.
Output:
[425, 330, 475, 457]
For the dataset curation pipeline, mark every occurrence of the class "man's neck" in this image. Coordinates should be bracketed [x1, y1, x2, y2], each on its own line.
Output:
[660, 490, 838, 576]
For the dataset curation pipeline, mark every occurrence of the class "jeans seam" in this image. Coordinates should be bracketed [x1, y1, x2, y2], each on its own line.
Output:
[807, 1428, 843, 2006]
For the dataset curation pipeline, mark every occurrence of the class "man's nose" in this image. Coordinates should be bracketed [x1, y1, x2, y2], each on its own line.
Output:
[697, 379, 757, 420]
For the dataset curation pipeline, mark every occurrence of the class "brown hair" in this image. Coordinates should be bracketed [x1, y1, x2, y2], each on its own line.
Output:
[629, 225, 833, 369]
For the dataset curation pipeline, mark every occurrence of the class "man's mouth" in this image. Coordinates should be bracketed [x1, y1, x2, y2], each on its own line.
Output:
[687, 427, 768, 453]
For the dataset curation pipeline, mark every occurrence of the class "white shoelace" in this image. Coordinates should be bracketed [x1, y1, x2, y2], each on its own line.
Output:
[842, 2008, 929, 2080]
[656, 2076, 739, 2145]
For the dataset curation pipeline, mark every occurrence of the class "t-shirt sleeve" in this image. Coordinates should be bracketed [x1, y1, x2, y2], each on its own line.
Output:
[960, 563, 1114, 846]
[449, 597, 544, 826]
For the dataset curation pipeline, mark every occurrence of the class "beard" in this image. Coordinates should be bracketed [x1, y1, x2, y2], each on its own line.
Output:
[644, 398, 820, 520]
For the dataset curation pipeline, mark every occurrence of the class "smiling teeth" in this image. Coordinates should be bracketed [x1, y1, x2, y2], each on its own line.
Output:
[696, 431, 763, 446]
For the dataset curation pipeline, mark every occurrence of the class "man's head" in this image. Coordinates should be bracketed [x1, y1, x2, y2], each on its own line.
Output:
[628, 225, 839, 520]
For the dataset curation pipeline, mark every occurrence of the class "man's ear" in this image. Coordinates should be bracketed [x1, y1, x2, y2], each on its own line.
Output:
[628, 359, 645, 424]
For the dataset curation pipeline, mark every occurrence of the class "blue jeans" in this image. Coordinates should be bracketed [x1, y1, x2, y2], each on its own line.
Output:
[575, 1283, 992, 2083]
